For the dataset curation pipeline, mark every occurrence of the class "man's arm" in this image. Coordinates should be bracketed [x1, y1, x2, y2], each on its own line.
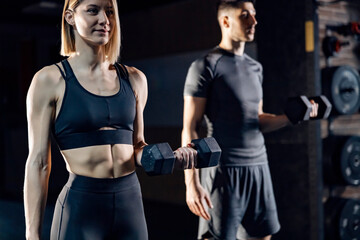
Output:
[259, 98, 319, 133]
[182, 96, 213, 220]
[258, 99, 291, 133]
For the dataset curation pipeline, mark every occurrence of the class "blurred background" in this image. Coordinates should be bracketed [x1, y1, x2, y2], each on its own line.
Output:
[1, 0, 360, 239]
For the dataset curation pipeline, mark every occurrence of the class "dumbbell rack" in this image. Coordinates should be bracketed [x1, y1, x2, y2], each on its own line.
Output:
[321, 114, 360, 138]
[319, 3, 360, 237]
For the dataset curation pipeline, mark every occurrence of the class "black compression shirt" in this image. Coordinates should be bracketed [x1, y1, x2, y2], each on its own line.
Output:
[184, 47, 267, 166]
[53, 60, 136, 150]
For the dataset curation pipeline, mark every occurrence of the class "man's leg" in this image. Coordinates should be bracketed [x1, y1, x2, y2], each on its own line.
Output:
[198, 166, 244, 240]
[248, 235, 272, 240]
[242, 164, 280, 239]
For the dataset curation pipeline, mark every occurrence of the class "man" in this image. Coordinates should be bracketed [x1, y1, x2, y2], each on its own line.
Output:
[182, 0, 318, 239]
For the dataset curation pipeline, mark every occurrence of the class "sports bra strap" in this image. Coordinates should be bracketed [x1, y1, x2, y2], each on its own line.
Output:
[54, 63, 66, 80]
[56, 60, 129, 83]
[61, 60, 75, 79]
[114, 63, 129, 80]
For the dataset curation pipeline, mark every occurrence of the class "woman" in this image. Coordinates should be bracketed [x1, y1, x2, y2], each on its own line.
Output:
[23, 0, 197, 239]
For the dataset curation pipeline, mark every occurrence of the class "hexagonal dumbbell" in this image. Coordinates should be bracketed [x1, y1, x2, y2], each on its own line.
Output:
[141, 137, 221, 176]
[308, 96, 332, 120]
[285, 95, 332, 125]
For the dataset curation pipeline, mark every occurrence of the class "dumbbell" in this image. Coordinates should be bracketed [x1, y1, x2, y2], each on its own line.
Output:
[285, 95, 332, 124]
[141, 137, 221, 176]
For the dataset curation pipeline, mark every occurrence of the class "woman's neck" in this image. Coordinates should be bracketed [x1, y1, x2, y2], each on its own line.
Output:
[70, 34, 109, 69]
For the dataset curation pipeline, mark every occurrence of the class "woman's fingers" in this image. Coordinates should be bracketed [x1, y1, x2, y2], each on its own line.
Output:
[174, 146, 197, 169]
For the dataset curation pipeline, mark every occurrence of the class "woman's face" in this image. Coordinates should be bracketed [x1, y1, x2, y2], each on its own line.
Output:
[70, 0, 116, 46]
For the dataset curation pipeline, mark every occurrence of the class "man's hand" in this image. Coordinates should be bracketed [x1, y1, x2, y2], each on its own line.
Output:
[186, 182, 213, 220]
[309, 99, 319, 118]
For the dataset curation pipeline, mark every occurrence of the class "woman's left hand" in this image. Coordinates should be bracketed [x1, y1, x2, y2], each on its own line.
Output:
[173, 143, 198, 169]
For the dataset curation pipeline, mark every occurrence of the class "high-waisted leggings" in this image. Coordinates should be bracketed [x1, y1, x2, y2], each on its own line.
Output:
[50, 172, 148, 240]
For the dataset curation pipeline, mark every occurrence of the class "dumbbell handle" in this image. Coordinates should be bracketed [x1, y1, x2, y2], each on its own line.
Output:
[308, 95, 332, 120]
[173, 137, 221, 169]
[140, 143, 197, 175]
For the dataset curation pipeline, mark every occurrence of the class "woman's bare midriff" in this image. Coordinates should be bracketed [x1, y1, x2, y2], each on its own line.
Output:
[60, 143, 135, 178]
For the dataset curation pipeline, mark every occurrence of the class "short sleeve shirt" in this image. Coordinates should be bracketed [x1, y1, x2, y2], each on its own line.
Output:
[184, 47, 267, 166]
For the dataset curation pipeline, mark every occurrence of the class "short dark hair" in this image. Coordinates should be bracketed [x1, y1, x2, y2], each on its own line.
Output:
[216, 0, 256, 13]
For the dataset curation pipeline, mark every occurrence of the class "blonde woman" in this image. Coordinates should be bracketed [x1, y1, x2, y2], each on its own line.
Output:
[24, 0, 196, 239]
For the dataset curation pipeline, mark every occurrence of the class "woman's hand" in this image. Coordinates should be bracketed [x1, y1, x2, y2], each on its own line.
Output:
[173, 143, 198, 169]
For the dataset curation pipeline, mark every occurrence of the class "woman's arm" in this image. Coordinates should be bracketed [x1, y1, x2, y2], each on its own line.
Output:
[24, 67, 58, 240]
[126, 66, 148, 166]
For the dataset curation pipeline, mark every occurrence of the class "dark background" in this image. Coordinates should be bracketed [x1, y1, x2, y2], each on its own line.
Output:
[1, 0, 360, 239]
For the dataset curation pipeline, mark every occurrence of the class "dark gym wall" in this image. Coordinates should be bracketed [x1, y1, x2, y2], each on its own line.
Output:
[120, 0, 220, 60]
[0, 22, 64, 199]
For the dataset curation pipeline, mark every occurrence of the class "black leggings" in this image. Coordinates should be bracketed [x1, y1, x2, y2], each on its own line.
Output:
[50, 172, 148, 240]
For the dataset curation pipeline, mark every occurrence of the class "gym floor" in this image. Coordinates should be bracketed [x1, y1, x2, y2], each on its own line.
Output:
[0, 198, 198, 240]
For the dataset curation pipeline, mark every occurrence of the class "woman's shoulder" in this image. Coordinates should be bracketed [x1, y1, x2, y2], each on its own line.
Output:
[125, 65, 145, 80]
[33, 63, 64, 86]
[29, 63, 65, 97]
[123, 65, 147, 101]
[124, 65, 147, 88]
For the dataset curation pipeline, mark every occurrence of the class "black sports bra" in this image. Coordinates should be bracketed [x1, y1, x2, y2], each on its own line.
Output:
[52, 60, 136, 150]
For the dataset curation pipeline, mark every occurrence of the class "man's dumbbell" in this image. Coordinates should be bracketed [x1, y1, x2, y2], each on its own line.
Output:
[285, 95, 332, 124]
[141, 137, 221, 176]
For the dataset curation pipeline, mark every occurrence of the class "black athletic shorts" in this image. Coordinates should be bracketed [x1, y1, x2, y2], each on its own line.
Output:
[198, 164, 281, 240]
[50, 172, 148, 240]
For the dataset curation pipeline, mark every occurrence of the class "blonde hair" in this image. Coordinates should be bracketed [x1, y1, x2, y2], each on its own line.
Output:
[60, 0, 121, 63]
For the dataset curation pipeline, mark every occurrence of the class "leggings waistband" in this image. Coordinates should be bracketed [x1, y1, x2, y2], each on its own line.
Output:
[65, 171, 139, 193]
